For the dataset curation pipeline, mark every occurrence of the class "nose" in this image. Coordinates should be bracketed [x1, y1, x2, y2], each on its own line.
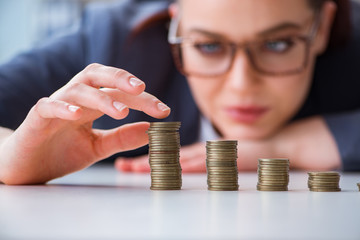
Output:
[224, 49, 260, 93]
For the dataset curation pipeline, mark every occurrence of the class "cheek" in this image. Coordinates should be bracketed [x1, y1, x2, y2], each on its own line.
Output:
[186, 77, 222, 118]
[270, 65, 314, 121]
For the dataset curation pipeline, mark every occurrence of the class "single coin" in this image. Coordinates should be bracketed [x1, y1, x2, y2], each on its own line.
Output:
[207, 140, 238, 144]
[309, 188, 341, 192]
[208, 186, 239, 191]
[208, 175, 238, 180]
[258, 159, 289, 164]
[207, 179, 238, 183]
[308, 171, 339, 176]
[150, 187, 181, 191]
[151, 175, 182, 179]
[151, 180, 182, 184]
[257, 185, 288, 191]
[307, 180, 339, 185]
[206, 163, 237, 168]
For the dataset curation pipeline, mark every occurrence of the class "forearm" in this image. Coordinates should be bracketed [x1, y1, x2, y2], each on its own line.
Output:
[275, 116, 341, 170]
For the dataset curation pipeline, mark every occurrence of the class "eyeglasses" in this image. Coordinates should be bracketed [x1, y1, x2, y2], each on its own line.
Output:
[168, 12, 321, 77]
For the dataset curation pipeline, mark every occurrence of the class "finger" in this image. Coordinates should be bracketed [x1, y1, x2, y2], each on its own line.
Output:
[27, 98, 83, 128]
[132, 156, 150, 172]
[114, 157, 133, 172]
[75, 63, 145, 95]
[52, 83, 130, 120]
[103, 89, 171, 119]
[92, 122, 150, 160]
[179, 142, 206, 164]
[181, 155, 207, 173]
[115, 155, 150, 173]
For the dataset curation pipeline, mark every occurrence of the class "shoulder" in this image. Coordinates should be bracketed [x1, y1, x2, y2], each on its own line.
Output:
[80, 0, 172, 64]
[83, 0, 171, 30]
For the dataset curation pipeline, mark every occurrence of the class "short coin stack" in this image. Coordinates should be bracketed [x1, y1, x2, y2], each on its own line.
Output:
[257, 158, 290, 191]
[206, 140, 239, 191]
[308, 172, 341, 192]
[148, 122, 182, 190]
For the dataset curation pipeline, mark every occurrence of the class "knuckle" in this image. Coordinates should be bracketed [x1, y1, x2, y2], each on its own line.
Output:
[97, 92, 112, 104]
[66, 82, 83, 93]
[112, 68, 127, 80]
[80, 63, 103, 81]
[36, 97, 49, 106]
[33, 97, 54, 117]
[84, 63, 102, 73]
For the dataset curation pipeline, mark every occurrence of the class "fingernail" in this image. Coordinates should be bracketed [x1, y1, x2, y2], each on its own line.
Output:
[68, 105, 80, 112]
[113, 101, 127, 111]
[157, 102, 170, 112]
[129, 77, 144, 87]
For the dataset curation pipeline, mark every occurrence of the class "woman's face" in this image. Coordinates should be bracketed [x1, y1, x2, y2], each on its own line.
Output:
[176, 0, 333, 139]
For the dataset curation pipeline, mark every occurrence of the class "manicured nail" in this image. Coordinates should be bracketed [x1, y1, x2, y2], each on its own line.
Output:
[68, 105, 80, 112]
[113, 101, 127, 111]
[157, 102, 170, 112]
[129, 77, 144, 87]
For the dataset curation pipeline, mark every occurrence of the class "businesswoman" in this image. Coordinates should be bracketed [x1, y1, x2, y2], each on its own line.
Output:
[0, 0, 359, 184]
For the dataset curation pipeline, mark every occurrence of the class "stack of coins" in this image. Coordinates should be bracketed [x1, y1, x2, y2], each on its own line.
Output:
[307, 172, 341, 192]
[357, 183, 360, 191]
[206, 140, 239, 191]
[257, 158, 290, 191]
[148, 122, 182, 190]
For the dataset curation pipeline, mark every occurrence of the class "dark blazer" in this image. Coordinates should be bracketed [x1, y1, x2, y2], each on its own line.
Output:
[0, 0, 359, 170]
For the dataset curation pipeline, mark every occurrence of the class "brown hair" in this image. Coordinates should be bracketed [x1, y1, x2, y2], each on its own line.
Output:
[131, 0, 352, 51]
[308, 0, 352, 49]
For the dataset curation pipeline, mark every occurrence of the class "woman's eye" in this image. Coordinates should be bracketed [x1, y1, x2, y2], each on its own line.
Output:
[263, 39, 294, 53]
[194, 42, 224, 55]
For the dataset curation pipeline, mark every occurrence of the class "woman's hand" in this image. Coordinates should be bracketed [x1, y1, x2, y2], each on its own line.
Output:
[115, 116, 342, 173]
[0, 63, 170, 185]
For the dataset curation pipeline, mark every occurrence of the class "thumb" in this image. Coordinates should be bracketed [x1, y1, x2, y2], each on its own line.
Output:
[92, 122, 150, 160]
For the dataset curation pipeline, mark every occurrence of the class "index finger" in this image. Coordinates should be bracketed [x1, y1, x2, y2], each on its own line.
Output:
[101, 89, 171, 119]
[74, 63, 146, 96]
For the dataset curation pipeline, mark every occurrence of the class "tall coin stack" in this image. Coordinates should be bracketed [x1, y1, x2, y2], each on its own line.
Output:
[148, 122, 182, 190]
[307, 172, 341, 192]
[257, 158, 290, 191]
[206, 140, 239, 191]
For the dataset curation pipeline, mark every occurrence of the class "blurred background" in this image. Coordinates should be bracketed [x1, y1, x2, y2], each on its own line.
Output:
[0, 0, 359, 64]
[0, 0, 110, 64]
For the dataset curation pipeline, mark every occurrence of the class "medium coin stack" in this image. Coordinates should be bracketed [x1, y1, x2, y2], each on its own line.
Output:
[206, 140, 239, 191]
[148, 122, 182, 190]
[257, 158, 290, 191]
[307, 172, 341, 192]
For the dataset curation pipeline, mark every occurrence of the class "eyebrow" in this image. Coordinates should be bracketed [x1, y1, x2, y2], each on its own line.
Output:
[258, 22, 303, 37]
[188, 22, 304, 40]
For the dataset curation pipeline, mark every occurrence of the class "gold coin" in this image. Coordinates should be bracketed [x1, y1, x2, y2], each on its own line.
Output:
[257, 185, 288, 191]
[208, 186, 238, 191]
[150, 187, 181, 190]
[309, 188, 341, 192]
[308, 171, 339, 176]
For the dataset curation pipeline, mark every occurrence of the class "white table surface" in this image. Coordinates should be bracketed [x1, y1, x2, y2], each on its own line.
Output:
[1, 165, 360, 240]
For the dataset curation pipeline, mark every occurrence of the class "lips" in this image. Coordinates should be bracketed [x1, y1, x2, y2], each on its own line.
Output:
[225, 106, 268, 124]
